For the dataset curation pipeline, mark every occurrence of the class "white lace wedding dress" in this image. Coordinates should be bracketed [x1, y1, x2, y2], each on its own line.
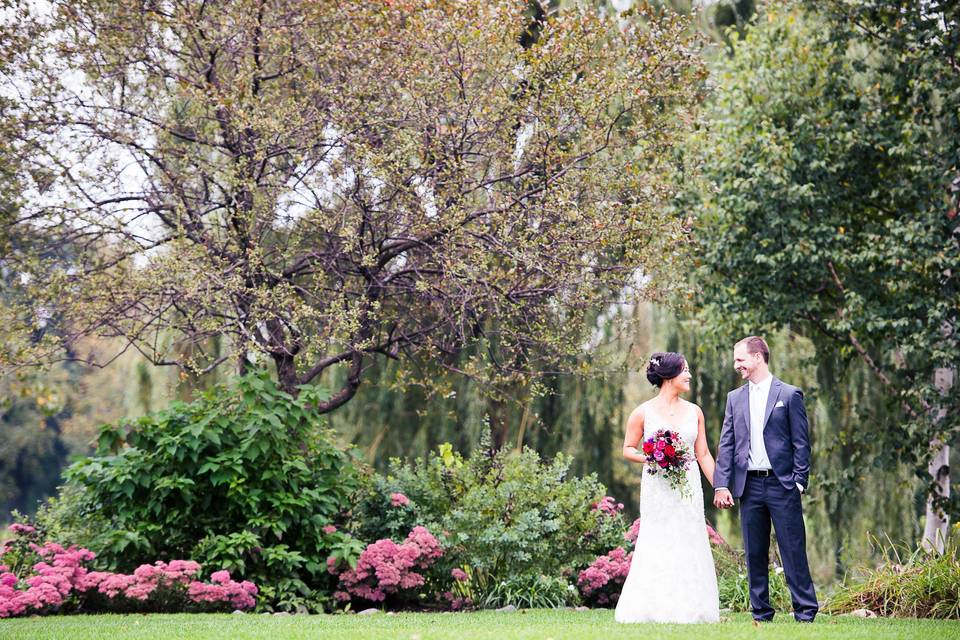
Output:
[615, 402, 720, 624]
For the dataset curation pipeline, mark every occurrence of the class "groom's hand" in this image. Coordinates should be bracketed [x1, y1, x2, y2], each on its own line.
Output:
[713, 488, 734, 509]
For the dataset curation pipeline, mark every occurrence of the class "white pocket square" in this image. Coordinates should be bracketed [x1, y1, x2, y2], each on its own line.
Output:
[775, 400, 785, 408]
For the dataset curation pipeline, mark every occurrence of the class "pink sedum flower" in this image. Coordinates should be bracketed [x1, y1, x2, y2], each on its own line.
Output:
[335, 526, 443, 604]
[624, 517, 641, 545]
[591, 496, 625, 516]
[210, 570, 231, 585]
[706, 523, 728, 547]
[0, 543, 258, 618]
[577, 547, 632, 607]
[390, 492, 410, 507]
[323, 525, 338, 534]
[8, 523, 36, 536]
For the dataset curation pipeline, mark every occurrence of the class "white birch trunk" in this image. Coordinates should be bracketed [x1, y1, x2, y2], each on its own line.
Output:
[922, 366, 955, 553]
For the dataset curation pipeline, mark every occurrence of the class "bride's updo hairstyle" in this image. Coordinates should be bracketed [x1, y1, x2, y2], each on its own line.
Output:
[646, 352, 686, 387]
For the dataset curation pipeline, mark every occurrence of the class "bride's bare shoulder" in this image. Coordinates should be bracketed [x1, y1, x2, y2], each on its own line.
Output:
[683, 399, 705, 417]
[627, 401, 651, 420]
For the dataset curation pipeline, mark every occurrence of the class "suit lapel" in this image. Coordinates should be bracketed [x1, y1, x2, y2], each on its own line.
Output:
[739, 384, 750, 427]
[763, 377, 783, 429]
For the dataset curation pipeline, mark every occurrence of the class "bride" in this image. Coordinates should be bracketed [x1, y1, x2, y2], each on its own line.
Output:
[615, 351, 720, 624]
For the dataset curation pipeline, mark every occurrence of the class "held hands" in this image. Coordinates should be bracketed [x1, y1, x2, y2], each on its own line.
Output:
[713, 488, 734, 509]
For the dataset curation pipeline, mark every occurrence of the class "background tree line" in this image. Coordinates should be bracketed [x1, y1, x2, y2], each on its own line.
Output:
[1, 0, 957, 587]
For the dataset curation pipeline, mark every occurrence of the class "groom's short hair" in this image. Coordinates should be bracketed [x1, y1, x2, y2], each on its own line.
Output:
[736, 336, 769, 363]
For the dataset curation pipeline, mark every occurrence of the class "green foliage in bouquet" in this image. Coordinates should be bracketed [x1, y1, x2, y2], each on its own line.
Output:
[41, 371, 364, 612]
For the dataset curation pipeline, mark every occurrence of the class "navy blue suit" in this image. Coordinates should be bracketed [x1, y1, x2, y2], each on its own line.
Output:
[714, 377, 818, 622]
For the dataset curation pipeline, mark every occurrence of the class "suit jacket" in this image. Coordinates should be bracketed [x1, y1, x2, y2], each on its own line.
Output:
[714, 376, 810, 498]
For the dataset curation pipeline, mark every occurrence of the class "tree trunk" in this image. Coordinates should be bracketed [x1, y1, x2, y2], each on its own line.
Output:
[274, 352, 299, 397]
[922, 366, 955, 553]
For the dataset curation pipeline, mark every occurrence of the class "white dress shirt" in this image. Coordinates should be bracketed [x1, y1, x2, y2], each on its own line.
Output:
[747, 374, 773, 471]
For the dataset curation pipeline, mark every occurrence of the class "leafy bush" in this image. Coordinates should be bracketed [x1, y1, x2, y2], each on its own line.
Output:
[712, 537, 792, 613]
[349, 435, 627, 607]
[43, 372, 364, 612]
[825, 531, 960, 619]
[0, 523, 257, 617]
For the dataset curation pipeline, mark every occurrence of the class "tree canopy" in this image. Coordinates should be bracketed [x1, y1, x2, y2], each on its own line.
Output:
[1, 1, 706, 411]
[691, 0, 959, 545]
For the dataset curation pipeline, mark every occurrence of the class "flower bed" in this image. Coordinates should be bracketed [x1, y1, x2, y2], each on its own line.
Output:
[0, 524, 257, 618]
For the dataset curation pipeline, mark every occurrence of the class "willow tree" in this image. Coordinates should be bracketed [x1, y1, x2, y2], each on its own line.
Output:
[692, 2, 959, 549]
[4, 0, 705, 412]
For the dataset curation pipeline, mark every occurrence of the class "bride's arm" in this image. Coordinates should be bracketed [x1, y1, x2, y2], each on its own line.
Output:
[622, 406, 648, 464]
[694, 406, 716, 486]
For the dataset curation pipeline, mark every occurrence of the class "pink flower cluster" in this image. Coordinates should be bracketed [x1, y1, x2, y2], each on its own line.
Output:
[451, 568, 469, 582]
[706, 522, 728, 546]
[624, 517, 641, 545]
[390, 492, 411, 507]
[8, 524, 36, 536]
[330, 526, 442, 603]
[78, 559, 202, 600]
[0, 526, 258, 617]
[440, 589, 472, 610]
[1, 542, 96, 617]
[187, 570, 258, 610]
[577, 547, 632, 606]
[591, 496, 624, 516]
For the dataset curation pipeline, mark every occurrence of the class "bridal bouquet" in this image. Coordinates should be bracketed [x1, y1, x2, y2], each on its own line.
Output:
[641, 429, 693, 499]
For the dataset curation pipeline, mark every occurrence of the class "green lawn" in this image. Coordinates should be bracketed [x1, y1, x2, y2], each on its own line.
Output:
[2, 610, 958, 640]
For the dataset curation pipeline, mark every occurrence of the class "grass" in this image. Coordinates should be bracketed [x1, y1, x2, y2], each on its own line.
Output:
[825, 532, 960, 619]
[2, 610, 958, 640]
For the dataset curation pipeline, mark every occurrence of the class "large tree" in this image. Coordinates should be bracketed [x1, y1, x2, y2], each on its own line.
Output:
[4, 0, 705, 410]
[692, 1, 959, 549]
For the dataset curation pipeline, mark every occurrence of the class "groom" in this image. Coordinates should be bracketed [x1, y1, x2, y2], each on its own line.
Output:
[713, 336, 818, 622]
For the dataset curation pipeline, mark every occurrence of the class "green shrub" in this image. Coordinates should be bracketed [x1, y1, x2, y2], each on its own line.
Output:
[825, 531, 960, 619]
[712, 540, 792, 613]
[349, 434, 627, 607]
[42, 371, 365, 612]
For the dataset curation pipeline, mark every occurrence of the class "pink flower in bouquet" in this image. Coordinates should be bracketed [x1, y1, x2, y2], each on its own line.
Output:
[643, 429, 693, 498]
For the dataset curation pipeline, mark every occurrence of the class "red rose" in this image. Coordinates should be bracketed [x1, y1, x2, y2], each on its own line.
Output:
[658, 460, 668, 468]
[664, 445, 675, 457]
[642, 442, 655, 455]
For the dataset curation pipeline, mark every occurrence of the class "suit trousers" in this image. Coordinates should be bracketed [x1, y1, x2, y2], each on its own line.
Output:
[739, 474, 818, 622]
